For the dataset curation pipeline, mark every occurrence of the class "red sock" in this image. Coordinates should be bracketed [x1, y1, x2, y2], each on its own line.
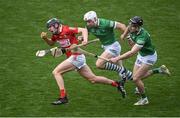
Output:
[60, 89, 66, 98]
[111, 81, 118, 87]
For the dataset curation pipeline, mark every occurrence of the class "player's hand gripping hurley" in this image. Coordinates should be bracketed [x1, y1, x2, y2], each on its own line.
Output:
[35, 39, 99, 57]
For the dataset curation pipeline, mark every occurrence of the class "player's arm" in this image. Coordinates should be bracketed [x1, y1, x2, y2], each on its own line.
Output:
[40, 32, 55, 46]
[77, 27, 89, 41]
[120, 25, 130, 40]
[119, 44, 141, 60]
[77, 27, 88, 45]
[110, 44, 142, 63]
[120, 26, 135, 47]
[117, 36, 146, 61]
[126, 35, 135, 47]
[128, 39, 135, 47]
[115, 21, 127, 33]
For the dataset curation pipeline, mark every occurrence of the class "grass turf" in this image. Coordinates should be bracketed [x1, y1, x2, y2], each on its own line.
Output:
[0, 0, 180, 117]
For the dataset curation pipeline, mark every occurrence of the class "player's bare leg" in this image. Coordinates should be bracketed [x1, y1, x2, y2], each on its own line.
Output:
[133, 64, 151, 105]
[52, 59, 76, 105]
[96, 51, 113, 69]
[143, 65, 171, 79]
[96, 51, 132, 81]
[78, 65, 126, 98]
[134, 64, 171, 94]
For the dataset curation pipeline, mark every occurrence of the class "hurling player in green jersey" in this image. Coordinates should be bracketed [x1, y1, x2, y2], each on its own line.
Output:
[111, 16, 171, 105]
[83, 11, 133, 87]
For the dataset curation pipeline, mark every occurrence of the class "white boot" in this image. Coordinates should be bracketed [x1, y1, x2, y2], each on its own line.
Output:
[134, 97, 149, 106]
[160, 65, 171, 76]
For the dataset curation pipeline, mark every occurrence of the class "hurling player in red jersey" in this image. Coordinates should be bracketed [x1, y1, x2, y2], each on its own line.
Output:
[40, 18, 126, 105]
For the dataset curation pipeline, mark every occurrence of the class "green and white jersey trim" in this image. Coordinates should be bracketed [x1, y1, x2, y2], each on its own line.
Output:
[135, 44, 143, 48]
[97, 19, 117, 29]
[130, 28, 155, 56]
[114, 21, 117, 29]
[87, 18, 117, 45]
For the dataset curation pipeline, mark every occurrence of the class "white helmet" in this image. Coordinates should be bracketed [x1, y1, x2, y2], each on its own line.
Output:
[83, 11, 97, 22]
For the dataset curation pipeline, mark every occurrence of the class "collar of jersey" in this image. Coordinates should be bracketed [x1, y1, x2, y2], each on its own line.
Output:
[97, 18, 100, 26]
[136, 28, 142, 35]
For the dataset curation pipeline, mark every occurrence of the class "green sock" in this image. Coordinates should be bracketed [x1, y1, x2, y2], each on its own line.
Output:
[141, 93, 147, 98]
[152, 68, 160, 74]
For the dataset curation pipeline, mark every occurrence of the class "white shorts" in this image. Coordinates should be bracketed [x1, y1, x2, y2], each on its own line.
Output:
[67, 54, 86, 69]
[135, 52, 157, 67]
[102, 41, 121, 57]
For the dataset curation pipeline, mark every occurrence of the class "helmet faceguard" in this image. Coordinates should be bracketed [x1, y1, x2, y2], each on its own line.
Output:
[47, 18, 60, 28]
[46, 18, 61, 34]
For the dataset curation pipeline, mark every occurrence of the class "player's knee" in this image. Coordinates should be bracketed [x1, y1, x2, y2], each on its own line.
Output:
[133, 71, 145, 81]
[132, 75, 140, 83]
[132, 78, 138, 83]
[90, 80, 96, 84]
[87, 78, 96, 84]
[88, 76, 97, 84]
[96, 61, 104, 69]
[52, 70, 57, 76]
[52, 69, 62, 77]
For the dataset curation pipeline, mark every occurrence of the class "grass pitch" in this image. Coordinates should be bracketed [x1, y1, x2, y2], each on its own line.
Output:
[0, 0, 180, 117]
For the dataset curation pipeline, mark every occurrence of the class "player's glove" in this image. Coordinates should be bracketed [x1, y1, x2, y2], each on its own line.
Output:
[50, 47, 66, 58]
[41, 32, 48, 39]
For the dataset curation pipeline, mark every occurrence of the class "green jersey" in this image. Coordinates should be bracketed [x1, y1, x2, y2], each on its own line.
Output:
[86, 18, 116, 45]
[130, 28, 155, 56]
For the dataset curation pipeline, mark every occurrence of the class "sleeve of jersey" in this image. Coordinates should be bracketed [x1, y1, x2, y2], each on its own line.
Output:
[68, 27, 78, 44]
[51, 35, 57, 42]
[106, 20, 116, 29]
[69, 28, 78, 34]
[136, 37, 146, 48]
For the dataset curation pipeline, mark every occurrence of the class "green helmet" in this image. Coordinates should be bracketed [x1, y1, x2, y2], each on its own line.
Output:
[46, 18, 60, 28]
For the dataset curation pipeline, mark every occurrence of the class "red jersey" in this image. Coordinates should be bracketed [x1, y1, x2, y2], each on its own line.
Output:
[51, 25, 79, 57]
